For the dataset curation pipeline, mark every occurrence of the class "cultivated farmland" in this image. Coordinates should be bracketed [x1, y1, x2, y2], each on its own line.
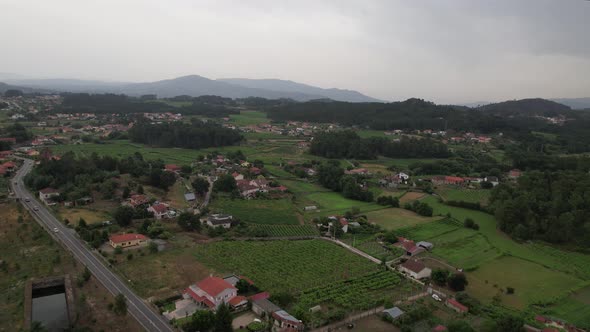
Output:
[193, 240, 380, 294]
[210, 197, 300, 225]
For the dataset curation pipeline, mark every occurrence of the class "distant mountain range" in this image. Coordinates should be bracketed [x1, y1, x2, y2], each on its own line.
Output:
[0, 75, 381, 102]
[550, 98, 590, 110]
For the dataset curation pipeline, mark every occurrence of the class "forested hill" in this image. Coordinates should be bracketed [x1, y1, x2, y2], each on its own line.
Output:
[476, 98, 572, 116]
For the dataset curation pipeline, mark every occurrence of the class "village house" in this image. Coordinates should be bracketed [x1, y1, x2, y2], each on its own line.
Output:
[125, 194, 150, 208]
[164, 164, 182, 173]
[398, 259, 432, 279]
[431, 176, 465, 186]
[484, 176, 499, 186]
[396, 237, 425, 256]
[39, 187, 60, 205]
[147, 203, 170, 219]
[232, 172, 244, 181]
[0, 151, 14, 160]
[445, 298, 468, 314]
[344, 168, 369, 176]
[109, 233, 148, 248]
[184, 276, 238, 309]
[508, 169, 522, 180]
[206, 214, 234, 229]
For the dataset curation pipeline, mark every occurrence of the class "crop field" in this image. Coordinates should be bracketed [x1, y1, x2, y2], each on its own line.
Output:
[193, 240, 380, 294]
[229, 110, 269, 125]
[467, 256, 584, 309]
[57, 207, 112, 225]
[436, 188, 491, 205]
[543, 286, 590, 328]
[246, 224, 319, 237]
[365, 208, 440, 230]
[295, 271, 402, 311]
[399, 191, 426, 204]
[396, 217, 462, 240]
[279, 180, 329, 194]
[355, 241, 400, 261]
[210, 198, 300, 225]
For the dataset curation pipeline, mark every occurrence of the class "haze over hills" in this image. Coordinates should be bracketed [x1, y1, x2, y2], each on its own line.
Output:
[551, 98, 590, 110]
[0, 75, 380, 102]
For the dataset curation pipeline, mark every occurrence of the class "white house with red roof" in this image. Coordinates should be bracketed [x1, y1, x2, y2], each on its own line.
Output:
[147, 203, 170, 219]
[184, 276, 239, 310]
[39, 187, 60, 205]
[164, 164, 182, 173]
[395, 237, 425, 256]
[109, 233, 148, 248]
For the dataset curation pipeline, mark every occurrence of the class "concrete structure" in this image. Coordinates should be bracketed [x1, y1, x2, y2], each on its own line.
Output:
[383, 307, 405, 320]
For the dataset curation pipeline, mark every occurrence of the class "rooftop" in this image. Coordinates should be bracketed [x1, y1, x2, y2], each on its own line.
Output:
[110, 233, 148, 243]
[196, 276, 236, 297]
[400, 259, 427, 273]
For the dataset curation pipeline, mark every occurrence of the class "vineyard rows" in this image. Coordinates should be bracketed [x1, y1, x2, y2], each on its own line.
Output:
[248, 224, 319, 237]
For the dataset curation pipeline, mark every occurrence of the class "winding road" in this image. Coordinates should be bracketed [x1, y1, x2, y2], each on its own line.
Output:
[11, 158, 173, 332]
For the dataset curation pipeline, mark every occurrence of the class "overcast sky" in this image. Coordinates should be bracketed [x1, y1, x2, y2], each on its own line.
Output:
[1, 0, 589, 103]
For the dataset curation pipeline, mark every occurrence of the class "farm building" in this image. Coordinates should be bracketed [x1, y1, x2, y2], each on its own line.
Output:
[432, 325, 448, 331]
[446, 298, 468, 314]
[431, 176, 465, 186]
[383, 307, 405, 320]
[398, 259, 432, 279]
[484, 176, 499, 186]
[252, 298, 280, 317]
[184, 192, 196, 202]
[417, 241, 434, 250]
[396, 237, 425, 256]
[272, 310, 304, 331]
[164, 164, 182, 173]
[206, 214, 234, 228]
[109, 233, 148, 248]
[125, 194, 149, 208]
[184, 276, 238, 310]
[304, 205, 317, 211]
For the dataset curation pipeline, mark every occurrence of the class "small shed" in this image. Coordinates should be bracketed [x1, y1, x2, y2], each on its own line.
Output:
[383, 307, 404, 320]
[304, 205, 317, 211]
[417, 241, 434, 250]
[184, 192, 196, 202]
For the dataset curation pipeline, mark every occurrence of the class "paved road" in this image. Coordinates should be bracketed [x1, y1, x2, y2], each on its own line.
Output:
[11, 158, 173, 332]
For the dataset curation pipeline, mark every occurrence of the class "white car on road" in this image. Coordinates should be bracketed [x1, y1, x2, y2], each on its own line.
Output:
[432, 294, 442, 302]
[53, 228, 59, 233]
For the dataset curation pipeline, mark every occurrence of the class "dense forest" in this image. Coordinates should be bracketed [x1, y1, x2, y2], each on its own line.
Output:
[310, 130, 450, 159]
[55, 93, 238, 117]
[268, 98, 590, 153]
[489, 171, 590, 248]
[129, 120, 242, 149]
[24, 152, 177, 201]
[317, 160, 373, 202]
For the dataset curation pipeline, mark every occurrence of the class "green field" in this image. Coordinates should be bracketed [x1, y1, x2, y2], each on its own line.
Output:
[229, 111, 269, 126]
[542, 286, 590, 328]
[365, 208, 441, 230]
[305, 192, 380, 212]
[396, 217, 463, 240]
[280, 180, 330, 194]
[436, 188, 491, 205]
[417, 195, 590, 311]
[193, 240, 380, 294]
[467, 256, 585, 309]
[210, 197, 300, 225]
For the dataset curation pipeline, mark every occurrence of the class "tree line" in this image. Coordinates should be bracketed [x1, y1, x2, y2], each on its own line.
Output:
[310, 130, 450, 159]
[489, 170, 590, 248]
[317, 160, 374, 202]
[128, 120, 242, 149]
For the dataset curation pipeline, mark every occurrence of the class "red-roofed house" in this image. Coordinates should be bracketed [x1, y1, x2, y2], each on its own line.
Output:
[164, 164, 182, 173]
[147, 203, 169, 219]
[0, 151, 13, 159]
[0, 137, 17, 144]
[126, 194, 149, 208]
[232, 172, 244, 181]
[446, 298, 468, 314]
[228, 295, 248, 309]
[395, 237, 425, 256]
[339, 218, 349, 233]
[109, 233, 148, 248]
[184, 276, 238, 309]
[345, 168, 369, 175]
[509, 169, 522, 180]
[250, 167, 262, 176]
[433, 325, 447, 332]
[432, 176, 465, 186]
